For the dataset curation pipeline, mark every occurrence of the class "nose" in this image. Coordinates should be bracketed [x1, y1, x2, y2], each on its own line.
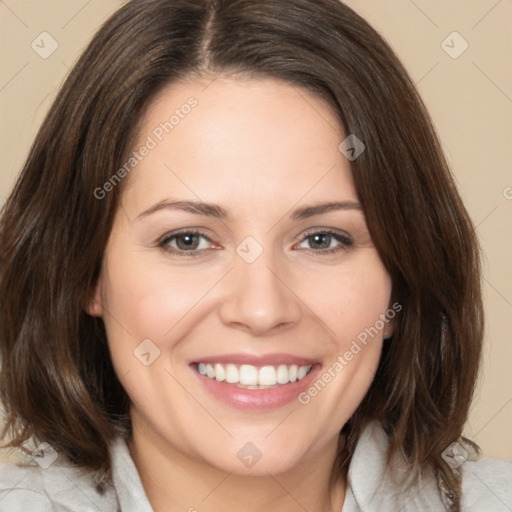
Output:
[218, 248, 302, 336]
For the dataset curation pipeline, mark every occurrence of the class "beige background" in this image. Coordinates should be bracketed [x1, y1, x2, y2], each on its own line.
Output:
[0, 1, 510, 460]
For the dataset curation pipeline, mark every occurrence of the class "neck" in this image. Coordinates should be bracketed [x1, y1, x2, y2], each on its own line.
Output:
[128, 420, 346, 512]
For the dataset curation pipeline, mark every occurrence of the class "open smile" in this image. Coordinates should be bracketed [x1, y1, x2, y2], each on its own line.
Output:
[190, 354, 321, 410]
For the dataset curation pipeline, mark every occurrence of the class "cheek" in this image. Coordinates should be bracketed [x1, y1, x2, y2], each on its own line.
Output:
[98, 254, 212, 414]
[293, 255, 391, 409]
[101, 255, 214, 342]
[299, 254, 392, 346]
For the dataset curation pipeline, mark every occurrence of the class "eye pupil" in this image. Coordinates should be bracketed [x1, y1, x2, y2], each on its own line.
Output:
[177, 234, 199, 250]
[310, 234, 330, 249]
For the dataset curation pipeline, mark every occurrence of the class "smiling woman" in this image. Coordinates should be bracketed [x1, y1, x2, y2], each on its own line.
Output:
[0, 1, 511, 512]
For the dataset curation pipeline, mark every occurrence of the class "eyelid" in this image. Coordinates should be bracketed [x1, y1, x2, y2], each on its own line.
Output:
[298, 226, 352, 241]
[160, 228, 212, 240]
[293, 227, 353, 252]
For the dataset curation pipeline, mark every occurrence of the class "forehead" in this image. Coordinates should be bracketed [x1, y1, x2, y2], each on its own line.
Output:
[122, 76, 357, 215]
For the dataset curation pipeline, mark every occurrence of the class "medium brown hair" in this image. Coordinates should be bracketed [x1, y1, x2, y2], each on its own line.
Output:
[0, 0, 483, 508]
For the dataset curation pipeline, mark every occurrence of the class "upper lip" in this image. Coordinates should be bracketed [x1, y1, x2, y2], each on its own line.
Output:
[191, 353, 319, 366]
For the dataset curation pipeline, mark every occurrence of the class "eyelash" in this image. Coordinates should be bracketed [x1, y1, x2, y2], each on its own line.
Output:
[158, 228, 353, 258]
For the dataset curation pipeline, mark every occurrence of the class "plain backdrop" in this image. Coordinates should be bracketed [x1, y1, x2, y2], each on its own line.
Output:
[0, 0, 511, 460]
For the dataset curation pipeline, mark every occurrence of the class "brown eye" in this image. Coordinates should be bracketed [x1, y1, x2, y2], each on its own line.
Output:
[296, 230, 352, 254]
[307, 233, 332, 250]
[174, 233, 201, 250]
[159, 230, 213, 255]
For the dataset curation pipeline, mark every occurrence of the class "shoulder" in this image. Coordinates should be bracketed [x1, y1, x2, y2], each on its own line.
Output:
[0, 452, 119, 512]
[347, 422, 512, 511]
[461, 456, 512, 511]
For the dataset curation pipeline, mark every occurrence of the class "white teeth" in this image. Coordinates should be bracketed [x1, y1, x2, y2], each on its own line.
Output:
[258, 366, 277, 386]
[297, 366, 309, 380]
[239, 364, 258, 385]
[276, 364, 289, 384]
[214, 363, 225, 382]
[225, 364, 238, 383]
[196, 362, 312, 386]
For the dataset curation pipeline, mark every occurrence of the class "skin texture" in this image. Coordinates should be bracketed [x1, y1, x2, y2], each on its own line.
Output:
[88, 76, 393, 512]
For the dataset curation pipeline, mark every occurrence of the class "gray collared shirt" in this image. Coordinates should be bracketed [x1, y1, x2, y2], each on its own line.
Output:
[1, 422, 511, 511]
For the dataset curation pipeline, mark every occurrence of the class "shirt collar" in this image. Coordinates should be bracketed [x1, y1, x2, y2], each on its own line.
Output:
[111, 437, 154, 512]
[343, 421, 445, 511]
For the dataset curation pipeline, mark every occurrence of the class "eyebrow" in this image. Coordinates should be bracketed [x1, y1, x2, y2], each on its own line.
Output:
[136, 199, 362, 221]
[291, 201, 362, 220]
[137, 199, 227, 219]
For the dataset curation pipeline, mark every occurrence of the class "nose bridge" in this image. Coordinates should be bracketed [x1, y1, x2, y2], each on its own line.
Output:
[218, 237, 301, 334]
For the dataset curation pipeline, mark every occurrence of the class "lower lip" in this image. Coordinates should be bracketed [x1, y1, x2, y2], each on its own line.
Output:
[192, 365, 321, 410]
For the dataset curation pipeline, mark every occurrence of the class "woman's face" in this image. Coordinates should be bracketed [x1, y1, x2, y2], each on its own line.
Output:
[89, 76, 393, 475]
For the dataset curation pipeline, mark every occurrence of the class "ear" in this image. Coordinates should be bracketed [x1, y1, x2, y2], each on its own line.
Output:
[85, 279, 103, 317]
[383, 319, 395, 340]
[383, 300, 401, 339]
